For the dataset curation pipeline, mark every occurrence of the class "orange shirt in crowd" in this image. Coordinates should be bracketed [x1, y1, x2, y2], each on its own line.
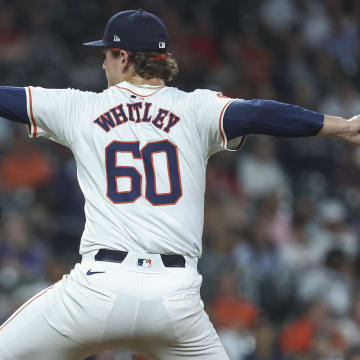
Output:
[212, 297, 259, 330]
[281, 315, 316, 354]
[0, 149, 53, 190]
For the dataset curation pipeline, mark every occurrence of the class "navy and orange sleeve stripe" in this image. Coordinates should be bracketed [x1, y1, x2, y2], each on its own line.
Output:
[26, 86, 37, 137]
[218, 99, 236, 148]
[0, 86, 29, 125]
[223, 99, 324, 139]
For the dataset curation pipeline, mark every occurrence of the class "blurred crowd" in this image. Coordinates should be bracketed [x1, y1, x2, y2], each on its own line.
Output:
[1, 0, 360, 359]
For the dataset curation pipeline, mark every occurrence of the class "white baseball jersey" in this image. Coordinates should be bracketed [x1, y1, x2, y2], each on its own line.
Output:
[25, 82, 244, 257]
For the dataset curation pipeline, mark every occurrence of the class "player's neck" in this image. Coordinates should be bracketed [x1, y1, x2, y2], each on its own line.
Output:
[127, 75, 165, 87]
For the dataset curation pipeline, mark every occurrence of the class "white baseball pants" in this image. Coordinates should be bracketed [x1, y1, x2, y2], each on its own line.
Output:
[0, 251, 229, 360]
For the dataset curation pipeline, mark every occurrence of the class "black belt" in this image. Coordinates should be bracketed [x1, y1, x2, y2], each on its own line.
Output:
[95, 249, 185, 268]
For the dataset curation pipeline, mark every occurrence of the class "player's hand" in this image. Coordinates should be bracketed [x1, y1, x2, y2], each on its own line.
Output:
[318, 114, 360, 144]
[344, 115, 360, 144]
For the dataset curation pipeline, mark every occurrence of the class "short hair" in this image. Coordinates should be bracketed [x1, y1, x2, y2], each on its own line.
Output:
[111, 49, 178, 82]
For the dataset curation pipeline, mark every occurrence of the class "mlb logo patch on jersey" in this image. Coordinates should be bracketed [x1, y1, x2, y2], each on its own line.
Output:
[138, 258, 152, 267]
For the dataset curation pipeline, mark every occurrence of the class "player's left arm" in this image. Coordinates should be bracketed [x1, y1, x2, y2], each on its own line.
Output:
[223, 99, 360, 144]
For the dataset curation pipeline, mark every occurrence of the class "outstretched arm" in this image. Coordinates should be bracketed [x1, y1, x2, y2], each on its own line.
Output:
[0, 86, 96, 147]
[0, 87, 29, 124]
[318, 114, 360, 144]
[223, 99, 360, 145]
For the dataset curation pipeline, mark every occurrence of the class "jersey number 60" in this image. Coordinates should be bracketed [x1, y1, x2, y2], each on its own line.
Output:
[105, 140, 182, 206]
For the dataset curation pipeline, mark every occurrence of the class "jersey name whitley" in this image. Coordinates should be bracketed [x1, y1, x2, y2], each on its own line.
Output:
[94, 101, 181, 134]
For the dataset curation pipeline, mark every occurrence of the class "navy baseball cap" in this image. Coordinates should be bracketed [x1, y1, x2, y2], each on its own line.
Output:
[83, 9, 169, 53]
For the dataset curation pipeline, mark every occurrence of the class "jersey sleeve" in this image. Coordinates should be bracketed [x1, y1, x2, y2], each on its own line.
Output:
[0, 87, 29, 124]
[25, 86, 95, 147]
[191, 89, 245, 157]
[223, 99, 324, 138]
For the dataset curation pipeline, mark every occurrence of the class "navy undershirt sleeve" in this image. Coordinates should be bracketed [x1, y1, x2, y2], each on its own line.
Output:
[0, 86, 28, 124]
[223, 99, 324, 140]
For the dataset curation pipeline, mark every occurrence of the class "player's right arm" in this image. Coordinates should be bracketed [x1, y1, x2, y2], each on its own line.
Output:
[0, 87, 29, 124]
[192, 90, 360, 159]
[223, 99, 360, 145]
[0, 85, 96, 147]
[318, 114, 360, 144]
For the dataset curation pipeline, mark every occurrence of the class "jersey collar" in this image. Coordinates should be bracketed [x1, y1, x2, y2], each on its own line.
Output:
[115, 81, 165, 97]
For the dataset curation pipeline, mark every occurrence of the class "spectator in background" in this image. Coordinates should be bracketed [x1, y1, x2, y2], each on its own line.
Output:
[280, 299, 344, 358]
[210, 272, 258, 330]
[233, 218, 283, 281]
[312, 50, 338, 99]
[338, 293, 360, 351]
[299, 248, 352, 316]
[260, 0, 299, 35]
[239, 31, 274, 86]
[335, 145, 360, 213]
[0, 130, 53, 191]
[319, 77, 360, 119]
[0, 211, 49, 320]
[255, 191, 291, 246]
[209, 271, 259, 360]
[320, 0, 358, 72]
[283, 28, 317, 108]
[283, 198, 357, 274]
[310, 323, 345, 360]
[0, 6, 31, 62]
[0, 118, 14, 152]
[280, 213, 319, 272]
[206, 151, 241, 198]
[300, 0, 333, 48]
[314, 199, 358, 261]
[207, 33, 248, 97]
[186, 12, 220, 72]
[236, 136, 289, 201]
[245, 320, 286, 360]
[0, 211, 47, 281]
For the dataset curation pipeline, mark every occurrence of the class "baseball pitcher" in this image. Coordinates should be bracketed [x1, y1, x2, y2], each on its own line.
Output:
[0, 9, 360, 360]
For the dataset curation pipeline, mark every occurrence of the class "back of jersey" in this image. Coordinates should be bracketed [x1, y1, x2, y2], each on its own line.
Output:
[26, 82, 243, 257]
